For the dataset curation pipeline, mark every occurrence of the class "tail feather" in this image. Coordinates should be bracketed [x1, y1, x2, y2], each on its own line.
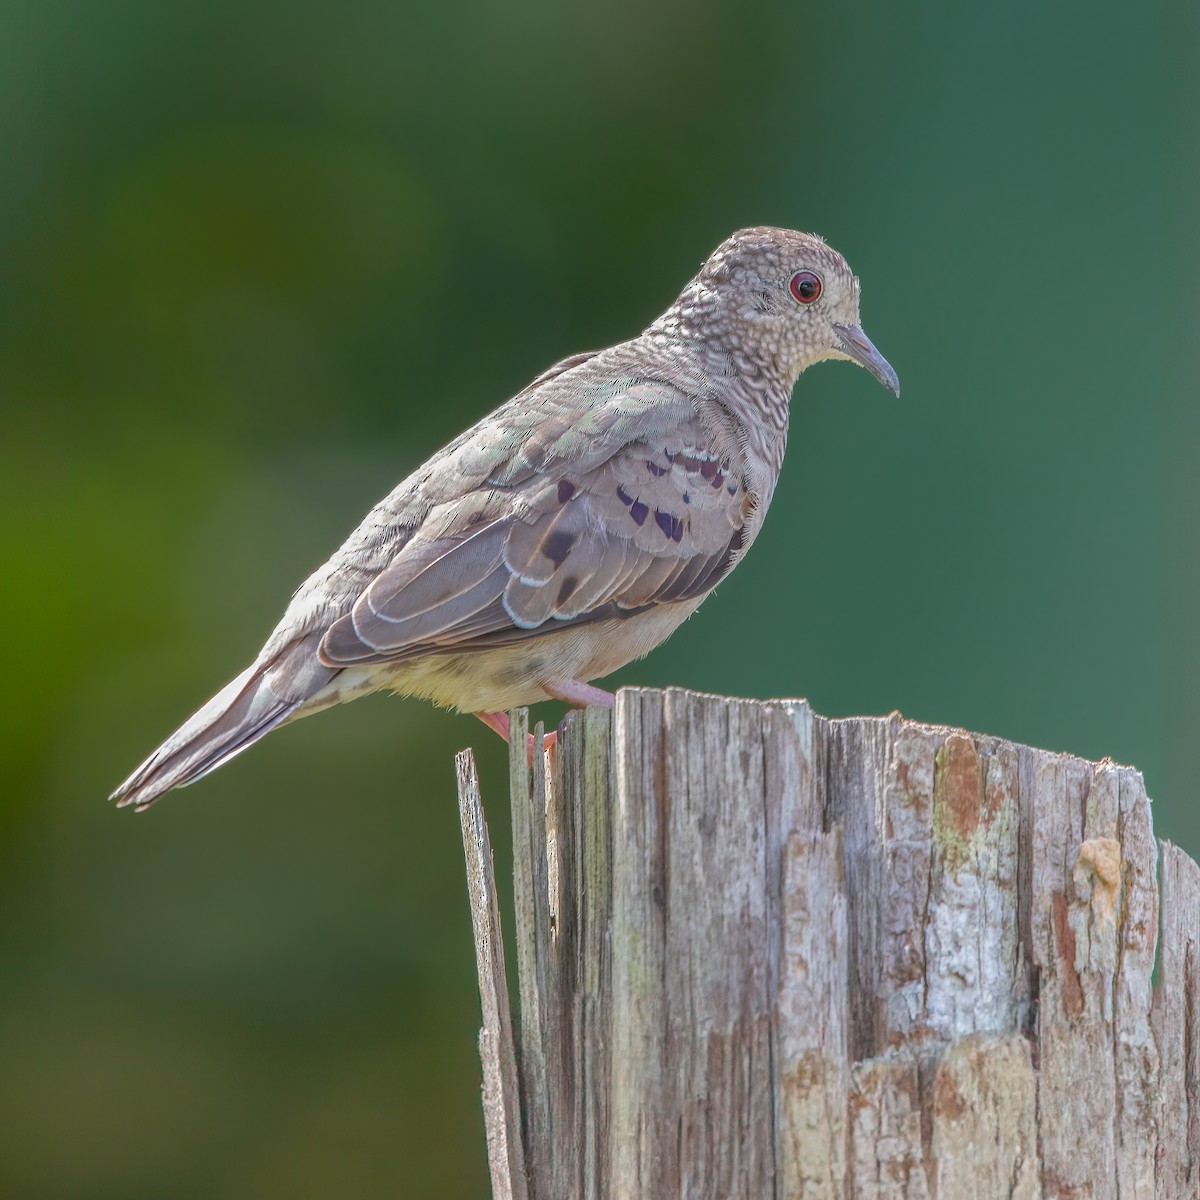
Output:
[111, 640, 336, 811]
[176, 702, 298, 789]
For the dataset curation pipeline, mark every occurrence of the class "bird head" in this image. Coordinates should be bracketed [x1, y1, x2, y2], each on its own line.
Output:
[680, 227, 900, 397]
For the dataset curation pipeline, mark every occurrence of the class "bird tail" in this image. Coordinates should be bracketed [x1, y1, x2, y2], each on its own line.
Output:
[110, 637, 337, 812]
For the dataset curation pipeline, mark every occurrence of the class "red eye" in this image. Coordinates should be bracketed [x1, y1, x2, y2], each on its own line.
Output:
[789, 271, 822, 304]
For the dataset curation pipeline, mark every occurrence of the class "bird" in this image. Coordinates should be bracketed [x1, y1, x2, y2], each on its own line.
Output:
[111, 226, 899, 811]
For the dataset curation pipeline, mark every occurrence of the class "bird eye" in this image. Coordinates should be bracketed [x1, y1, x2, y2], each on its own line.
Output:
[789, 271, 822, 304]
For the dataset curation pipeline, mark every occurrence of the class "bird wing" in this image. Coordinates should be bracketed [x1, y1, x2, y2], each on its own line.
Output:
[317, 370, 753, 668]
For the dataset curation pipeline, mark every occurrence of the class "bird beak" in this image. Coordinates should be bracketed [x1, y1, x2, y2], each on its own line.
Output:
[832, 324, 901, 398]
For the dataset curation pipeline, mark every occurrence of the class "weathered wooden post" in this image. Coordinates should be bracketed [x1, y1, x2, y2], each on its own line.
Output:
[455, 688, 1199, 1199]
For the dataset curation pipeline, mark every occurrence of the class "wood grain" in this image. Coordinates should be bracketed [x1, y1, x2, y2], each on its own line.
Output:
[454, 689, 1199, 1198]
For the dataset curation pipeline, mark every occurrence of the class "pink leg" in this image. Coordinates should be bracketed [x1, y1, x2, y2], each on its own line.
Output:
[542, 678, 616, 708]
[474, 711, 558, 760]
[474, 710, 511, 740]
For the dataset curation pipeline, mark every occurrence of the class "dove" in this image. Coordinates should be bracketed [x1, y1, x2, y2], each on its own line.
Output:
[112, 226, 899, 810]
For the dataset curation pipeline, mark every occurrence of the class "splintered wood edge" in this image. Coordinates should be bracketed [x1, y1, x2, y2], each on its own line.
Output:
[455, 748, 529, 1200]
[455, 691, 1199, 1198]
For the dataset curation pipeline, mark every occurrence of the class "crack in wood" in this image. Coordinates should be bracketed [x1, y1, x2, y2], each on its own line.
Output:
[454, 689, 1192, 1198]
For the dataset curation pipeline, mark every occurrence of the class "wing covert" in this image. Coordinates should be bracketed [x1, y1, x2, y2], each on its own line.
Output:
[318, 370, 753, 668]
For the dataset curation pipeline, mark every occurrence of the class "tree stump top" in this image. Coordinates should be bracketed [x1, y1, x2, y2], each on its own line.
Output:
[456, 688, 1199, 1199]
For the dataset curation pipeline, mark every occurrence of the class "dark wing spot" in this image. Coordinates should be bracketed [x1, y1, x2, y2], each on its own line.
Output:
[682, 491, 690, 504]
[727, 481, 738, 495]
[616, 484, 633, 506]
[671, 516, 683, 542]
[556, 575, 579, 605]
[646, 460, 668, 477]
[630, 499, 649, 526]
[700, 459, 718, 481]
[655, 509, 674, 539]
[711, 471, 724, 490]
[557, 479, 575, 503]
[540, 529, 575, 567]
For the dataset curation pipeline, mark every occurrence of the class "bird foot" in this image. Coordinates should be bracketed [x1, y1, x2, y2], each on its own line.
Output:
[473, 710, 558, 764]
[474, 681, 611, 763]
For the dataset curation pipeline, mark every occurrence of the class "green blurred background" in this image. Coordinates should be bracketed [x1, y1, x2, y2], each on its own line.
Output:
[1, 0, 1195, 1195]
